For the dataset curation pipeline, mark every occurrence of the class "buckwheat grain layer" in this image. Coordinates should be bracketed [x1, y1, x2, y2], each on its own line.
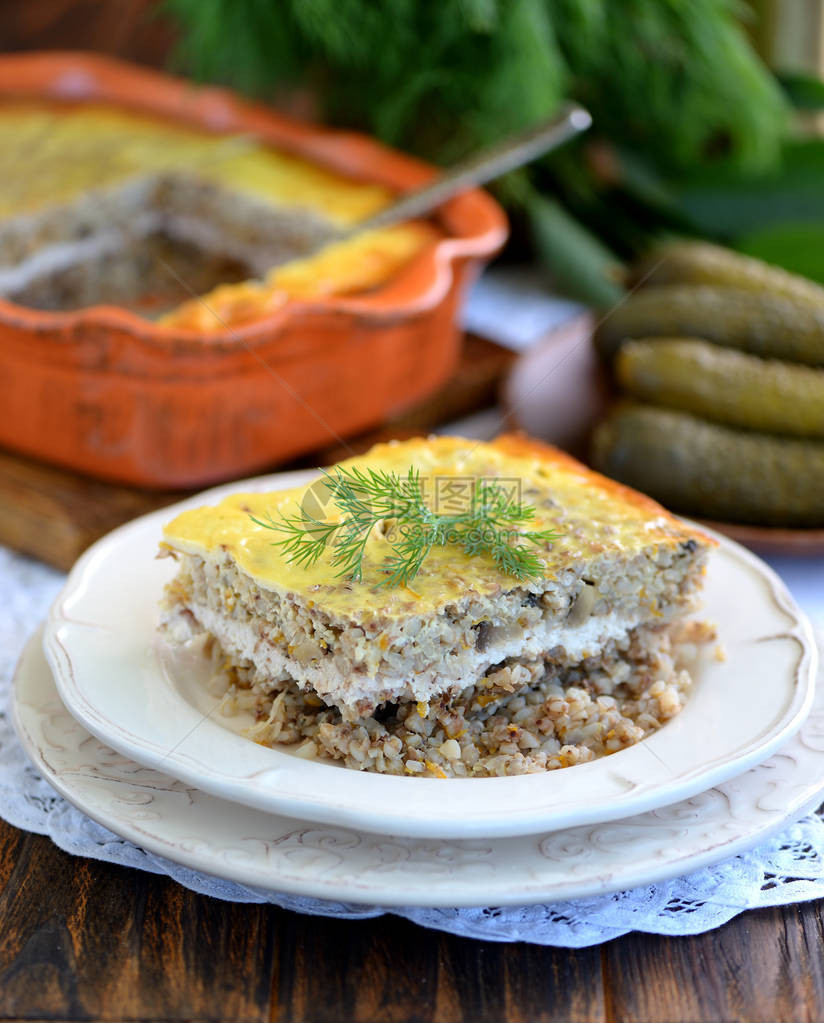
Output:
[204, 619, 716, 778]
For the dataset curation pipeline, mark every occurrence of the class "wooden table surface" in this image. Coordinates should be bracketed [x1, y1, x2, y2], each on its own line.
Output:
[2, 810, 824, 1022]
[3, 5, 824, 1019]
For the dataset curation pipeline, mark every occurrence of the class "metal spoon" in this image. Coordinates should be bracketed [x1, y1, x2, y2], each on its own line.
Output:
[355, 102, 592, 233]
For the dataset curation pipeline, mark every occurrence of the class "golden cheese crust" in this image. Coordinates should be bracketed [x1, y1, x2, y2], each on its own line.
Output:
[162, 433, 714, 621]
[490, 432, 715, 544]
[0, 101, 392, 223]
[159, 223, 438, 331]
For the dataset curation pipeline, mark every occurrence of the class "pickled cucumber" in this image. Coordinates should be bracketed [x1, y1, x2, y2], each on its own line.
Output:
[592, 403, 824, 526]
[595, 285, 824, 365]
[629, 240, 824, 307]
[616, 338, 824, 438]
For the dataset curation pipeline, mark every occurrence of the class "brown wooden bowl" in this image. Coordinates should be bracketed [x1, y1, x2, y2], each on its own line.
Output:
[0, 53, 507, 488]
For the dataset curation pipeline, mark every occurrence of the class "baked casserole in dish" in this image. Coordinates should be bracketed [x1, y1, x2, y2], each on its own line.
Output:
[0, 53, 506, 487]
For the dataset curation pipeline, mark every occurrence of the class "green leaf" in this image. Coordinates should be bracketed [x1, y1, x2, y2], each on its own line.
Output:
[670, 139, 824, 238]
[777, 71, 824, 111]
[527, 192, 625, 309]
[736, 221, 824, 285]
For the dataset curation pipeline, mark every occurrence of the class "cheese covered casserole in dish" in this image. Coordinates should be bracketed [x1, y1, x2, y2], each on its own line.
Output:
[0, 100, 437, 322]
[0, 53, 505, 487]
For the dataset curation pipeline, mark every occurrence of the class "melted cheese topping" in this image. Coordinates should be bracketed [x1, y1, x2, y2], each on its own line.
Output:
[0, 102, 391, 224]
[159, 223, 438, 330]
[0, 102, 437, 326]
[162, 436, 697, 618]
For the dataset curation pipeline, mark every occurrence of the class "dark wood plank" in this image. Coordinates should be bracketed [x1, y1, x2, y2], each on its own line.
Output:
[0, 820, 275, 1022]
[0, 447, 187, 572]
[3, 0, 175, 67]
[5, 807, 824, 1022]
[271, 910, 604, 1023]
[601, 902, 824, 1023]
[501, 940, 605, 1023]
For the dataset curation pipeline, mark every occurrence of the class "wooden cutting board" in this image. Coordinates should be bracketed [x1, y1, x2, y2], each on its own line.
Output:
[0, 335, 514, 571]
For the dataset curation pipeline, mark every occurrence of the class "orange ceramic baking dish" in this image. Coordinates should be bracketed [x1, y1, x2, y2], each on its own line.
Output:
[0, 53, 507, 488]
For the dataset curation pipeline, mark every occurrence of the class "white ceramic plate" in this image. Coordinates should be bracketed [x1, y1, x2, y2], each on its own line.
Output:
[14, 626, 824, 906]
[43, 470, 817, 840]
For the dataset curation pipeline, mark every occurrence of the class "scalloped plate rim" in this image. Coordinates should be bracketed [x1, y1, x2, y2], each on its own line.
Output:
[12, 626, 824, 907]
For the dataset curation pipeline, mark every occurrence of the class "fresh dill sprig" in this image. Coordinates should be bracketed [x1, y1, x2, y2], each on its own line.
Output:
[251, 466, 558, 588]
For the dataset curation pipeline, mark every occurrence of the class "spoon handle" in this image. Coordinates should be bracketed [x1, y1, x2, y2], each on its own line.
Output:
[359, 103, 591, 231]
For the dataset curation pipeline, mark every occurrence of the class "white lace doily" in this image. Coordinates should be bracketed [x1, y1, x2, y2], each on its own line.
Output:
[2, 544, 824, 948]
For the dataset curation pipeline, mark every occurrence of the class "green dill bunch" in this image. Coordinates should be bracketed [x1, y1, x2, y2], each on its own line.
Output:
[251, 465, 558, 588]
[165, 0, 786, 174]
[552, 0, 787, 173]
